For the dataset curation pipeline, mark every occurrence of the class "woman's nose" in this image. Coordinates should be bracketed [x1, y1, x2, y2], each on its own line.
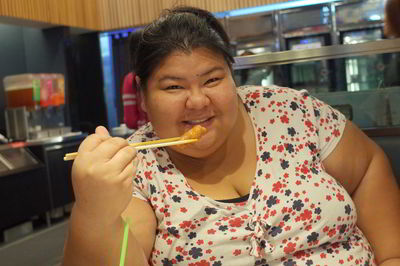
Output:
[186, 88, 210, 110]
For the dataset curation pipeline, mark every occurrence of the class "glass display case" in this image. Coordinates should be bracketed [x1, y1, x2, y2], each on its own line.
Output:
[234, 38, 400, 129]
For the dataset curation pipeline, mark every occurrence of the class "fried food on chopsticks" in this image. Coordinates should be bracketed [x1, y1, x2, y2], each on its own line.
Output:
[181, 125, 207, 140]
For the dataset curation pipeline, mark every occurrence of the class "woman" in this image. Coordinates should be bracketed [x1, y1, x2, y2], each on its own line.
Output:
[62, 7, 400, 266]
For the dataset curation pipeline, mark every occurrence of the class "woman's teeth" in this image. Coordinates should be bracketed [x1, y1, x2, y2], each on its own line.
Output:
[186, 118, 209, 124]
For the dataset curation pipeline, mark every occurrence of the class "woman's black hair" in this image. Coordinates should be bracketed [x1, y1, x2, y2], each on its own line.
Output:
[134, 6, 234, 90]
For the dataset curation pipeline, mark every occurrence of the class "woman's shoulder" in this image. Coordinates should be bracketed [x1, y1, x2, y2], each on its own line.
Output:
[237, 85, 311, 105]
[127, 123, 156, 143]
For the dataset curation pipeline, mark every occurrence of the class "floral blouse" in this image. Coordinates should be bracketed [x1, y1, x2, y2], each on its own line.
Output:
[128, 86, 376, 266]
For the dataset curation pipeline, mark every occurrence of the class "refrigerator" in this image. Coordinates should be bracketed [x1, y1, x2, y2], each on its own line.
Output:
[280, 4, 334, 93]
[227, 12, 278, 86]
[335, 0, 389, 91]
[341, 28, 385, 91]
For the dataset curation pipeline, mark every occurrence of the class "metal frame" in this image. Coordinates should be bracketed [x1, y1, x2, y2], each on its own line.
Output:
[233, 38, 400, 69]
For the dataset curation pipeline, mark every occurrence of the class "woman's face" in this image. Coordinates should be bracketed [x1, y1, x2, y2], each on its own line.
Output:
[141, 47, 238, 158]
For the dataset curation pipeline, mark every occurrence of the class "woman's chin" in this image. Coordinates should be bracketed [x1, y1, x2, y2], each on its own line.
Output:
[185, 132, 222, 156]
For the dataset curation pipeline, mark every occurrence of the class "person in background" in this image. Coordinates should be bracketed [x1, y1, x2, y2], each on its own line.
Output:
[383, 0, 400, 87]
[62, 6, 400, 266]
[384, 0, 400, 38]
[121, 30, 148, 130]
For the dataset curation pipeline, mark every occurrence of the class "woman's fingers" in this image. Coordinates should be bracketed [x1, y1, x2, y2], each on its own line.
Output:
[95, 126, 110, 136]
[118, 158, 138, 185]
[107, 145, 137, 176]
[93, 137, 130, 160]
[77, 126, 111, 153]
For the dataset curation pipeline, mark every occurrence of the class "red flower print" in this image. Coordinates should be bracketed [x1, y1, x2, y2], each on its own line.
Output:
[180, 207, 187, 213]
[300, 209, 312, 221]
[207, 229, 216, 235]
[284, 242, 296, 254]
[305, 120, 313, 128]
[280, 115, 289, 124]
[272, 181, 283, 192]
[197, 240, 204, 245]
[179, 221, 192, 229]
[229, 217, 244, 227]
[293, 250, 306, 259]
[189, 260, 210, 266]
[336, 192, 345, 201]
[251, 92, 260, 99]
[233, 249, 242, 256]
[333, 129, 341, 137]
[326, 195, 332, 201]
[301, 165, 309, 174]
[328, 228, 337, 237]
[144, 171, 153, 180]
[166, 184, 175, 193]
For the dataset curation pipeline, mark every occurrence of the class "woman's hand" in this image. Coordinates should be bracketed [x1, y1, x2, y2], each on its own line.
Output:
[71, 126, 138, 226]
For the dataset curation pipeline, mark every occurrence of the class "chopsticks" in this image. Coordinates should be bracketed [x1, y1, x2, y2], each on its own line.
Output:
[63, 137, 198, 161]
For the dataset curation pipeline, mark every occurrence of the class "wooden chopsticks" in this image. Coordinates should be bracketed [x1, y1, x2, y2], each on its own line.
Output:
[63, 137, 198, 161]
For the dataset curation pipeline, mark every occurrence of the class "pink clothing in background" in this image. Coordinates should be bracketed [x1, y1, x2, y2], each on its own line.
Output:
[121, 72, 148, 129]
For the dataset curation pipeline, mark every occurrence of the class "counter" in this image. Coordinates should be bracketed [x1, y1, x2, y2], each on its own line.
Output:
[0, 133, 87, 235]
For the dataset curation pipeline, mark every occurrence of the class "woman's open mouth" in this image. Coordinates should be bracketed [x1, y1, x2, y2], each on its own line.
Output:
[183, 116, 214, 127]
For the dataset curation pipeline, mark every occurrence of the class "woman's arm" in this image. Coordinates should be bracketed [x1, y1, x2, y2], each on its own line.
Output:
[62, 198, 156, 266]
[322, 121, 400, 265]
[61, 126, 156, 265]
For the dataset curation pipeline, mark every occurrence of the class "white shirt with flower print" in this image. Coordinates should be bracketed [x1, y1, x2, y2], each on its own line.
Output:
[128, 86, 376, 266]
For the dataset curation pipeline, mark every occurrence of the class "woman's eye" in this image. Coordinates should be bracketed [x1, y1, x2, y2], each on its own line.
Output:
[163, 85, 182, 90]
[205, 77, 221, 85]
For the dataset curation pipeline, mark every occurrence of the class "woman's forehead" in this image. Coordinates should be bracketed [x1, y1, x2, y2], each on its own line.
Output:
[153, 48, 227, 76]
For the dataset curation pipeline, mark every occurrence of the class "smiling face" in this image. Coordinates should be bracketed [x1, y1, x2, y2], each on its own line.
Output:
[141, 47, 238, 158]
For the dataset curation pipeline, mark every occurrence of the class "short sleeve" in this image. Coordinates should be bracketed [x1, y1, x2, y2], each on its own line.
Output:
[131, 158, 150, 201]
[309, 94, 347, 161]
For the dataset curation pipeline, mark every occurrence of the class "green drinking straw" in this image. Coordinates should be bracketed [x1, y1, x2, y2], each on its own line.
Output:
[119, 217, 131, 266]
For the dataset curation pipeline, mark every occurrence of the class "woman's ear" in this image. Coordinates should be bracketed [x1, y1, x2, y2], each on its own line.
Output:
[136, 76, 147, 113]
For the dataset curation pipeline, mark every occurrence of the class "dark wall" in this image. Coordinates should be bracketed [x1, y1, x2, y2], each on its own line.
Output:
[64, 32, 108, 133]
[0, 24, 28, 136]
[23, 27, 68, 75]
